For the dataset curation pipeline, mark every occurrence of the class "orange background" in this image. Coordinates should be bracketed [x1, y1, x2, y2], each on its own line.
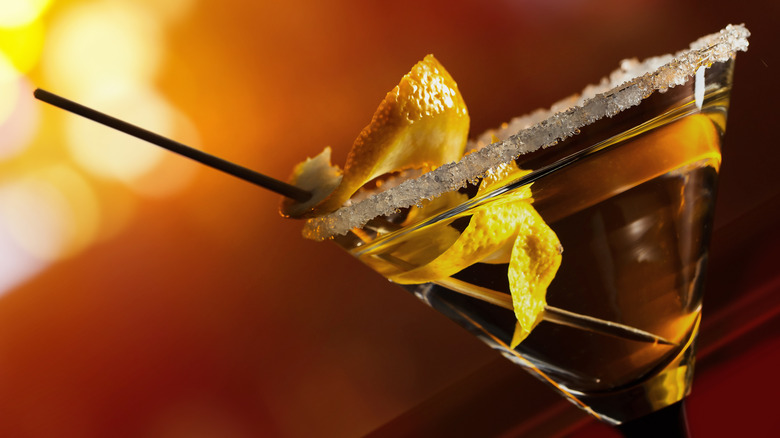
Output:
[1, 1, 778, 437]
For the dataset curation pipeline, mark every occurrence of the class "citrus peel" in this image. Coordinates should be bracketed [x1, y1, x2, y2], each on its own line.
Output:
[390, 161, 562, 346]
[280, 147, 343, 217]
[507, 205, 562, 347]
[281, 54, 469, 218]
[389, 161, 531, 283]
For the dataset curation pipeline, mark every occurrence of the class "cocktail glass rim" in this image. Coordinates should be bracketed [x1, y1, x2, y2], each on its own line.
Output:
[301, 24, 750, 243]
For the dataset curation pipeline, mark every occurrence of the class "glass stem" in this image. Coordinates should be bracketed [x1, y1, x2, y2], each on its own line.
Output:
[616, 401, 690, 437]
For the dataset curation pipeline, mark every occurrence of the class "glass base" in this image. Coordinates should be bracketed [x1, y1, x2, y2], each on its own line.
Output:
[568, 317, 698, 424]
[616, 401, 690, 438]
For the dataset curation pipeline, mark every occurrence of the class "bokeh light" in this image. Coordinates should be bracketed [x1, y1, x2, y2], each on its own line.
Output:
[42, 0, 164, 97]
[0, 0, 52, 28]
[0, 17, 45, 73]
[130, 109, 202, 199]
[130, 0, 196, 23]
[0, 176, 69, 262]
[0, 76, 39, 160]
[0, 0, 202, 286]
[0, 165, 99, 263]
[63, 82, 202, 198]
[65, 84, 176, 186]
[0, 52, 20, 125]
[0, 210, 45, 295]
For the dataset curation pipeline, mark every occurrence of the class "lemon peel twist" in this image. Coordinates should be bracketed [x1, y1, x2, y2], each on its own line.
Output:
[391, 162, 562, 347]
[281, 54, 469, 218]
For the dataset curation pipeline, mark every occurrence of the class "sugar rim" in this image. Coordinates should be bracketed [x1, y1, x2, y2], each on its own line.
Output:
[303, 24, 750, 241]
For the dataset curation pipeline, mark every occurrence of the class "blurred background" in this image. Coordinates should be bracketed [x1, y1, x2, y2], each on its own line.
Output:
[0, 0, 777, 437]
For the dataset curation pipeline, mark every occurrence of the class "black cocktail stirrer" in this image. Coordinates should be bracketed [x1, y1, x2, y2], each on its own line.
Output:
[32, 88, 312, 203]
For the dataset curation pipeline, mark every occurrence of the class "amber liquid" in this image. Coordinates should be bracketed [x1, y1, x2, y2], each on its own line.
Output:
[344, 82, 730, 424]
[521, 130, 718, 421]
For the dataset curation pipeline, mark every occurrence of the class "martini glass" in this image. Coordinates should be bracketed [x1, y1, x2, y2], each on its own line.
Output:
[300, 25, 749, 436]
[32, 24, 749, 438]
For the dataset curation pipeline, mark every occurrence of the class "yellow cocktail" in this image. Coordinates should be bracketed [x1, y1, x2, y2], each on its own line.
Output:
[284, 25, 748, 434]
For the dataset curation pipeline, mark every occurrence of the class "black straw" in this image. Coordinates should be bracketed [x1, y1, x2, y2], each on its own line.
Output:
[33, 88, 312, 202]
